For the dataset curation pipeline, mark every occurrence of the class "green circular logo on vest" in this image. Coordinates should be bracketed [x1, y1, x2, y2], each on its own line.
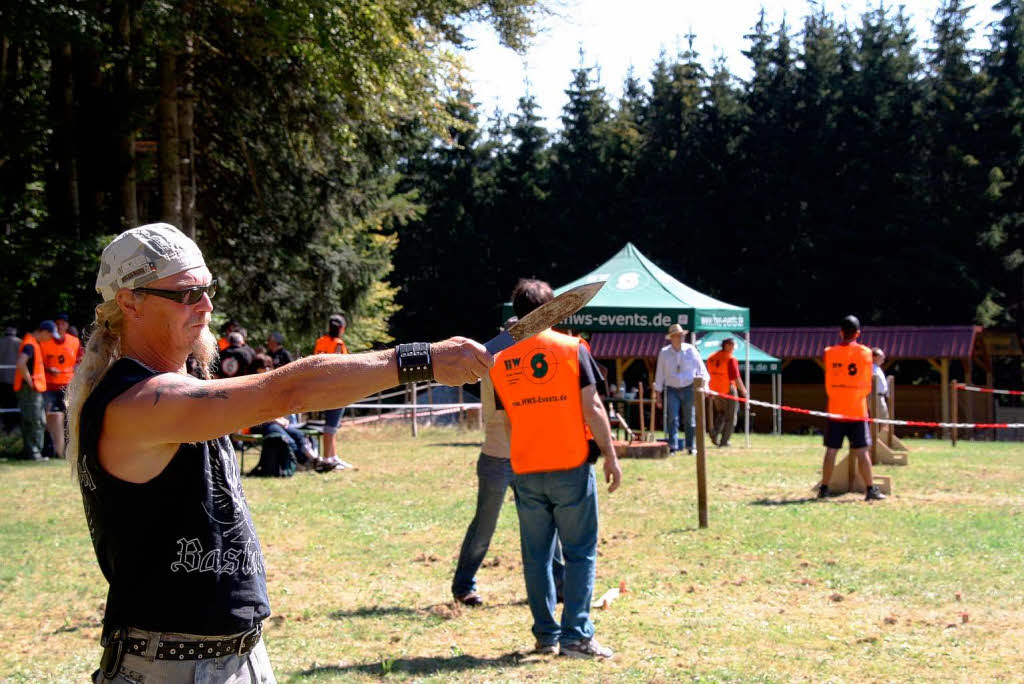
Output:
[523, 346, 558, 385]
[530, 353, 548, 378]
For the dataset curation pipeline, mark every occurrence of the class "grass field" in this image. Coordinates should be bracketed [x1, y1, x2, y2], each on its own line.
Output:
[2, 426, 1023, 682]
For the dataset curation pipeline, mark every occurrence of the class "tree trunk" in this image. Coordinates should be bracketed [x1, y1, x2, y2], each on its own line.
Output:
[46, 40, 79, 236]
[1, 36, 8, 92]
[178, 35, 196, 239]
[159, 49, 181, 228]
[115, 0, 138, 228]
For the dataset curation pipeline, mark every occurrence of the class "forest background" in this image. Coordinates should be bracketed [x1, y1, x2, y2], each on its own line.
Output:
[2, 0, 1023, 380]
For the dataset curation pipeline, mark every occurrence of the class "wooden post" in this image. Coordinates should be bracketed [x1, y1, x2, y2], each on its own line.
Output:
[458, 386, 465, 428]
[694, 378, 708, 529]
[940, 358, 950, 439]
[650, 388, 657, 443]
[887, 375, 895, 448]
[638, 382, 646, 440]
[870, 374, 880, 465]
[951, 380, 958, 447]
[411, 382, 418, 437]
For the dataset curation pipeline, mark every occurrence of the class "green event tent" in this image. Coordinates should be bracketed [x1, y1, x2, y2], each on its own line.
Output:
[502, 242, 750, 332]
[695, 332, 780, 374]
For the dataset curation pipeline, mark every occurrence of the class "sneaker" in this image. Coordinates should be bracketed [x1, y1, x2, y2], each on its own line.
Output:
[453, 591, 483, 607]
[817, 484, 829, 499]
[336, 459, 357, 470]
[533, 641, 559, 655]
[315, 457, 341, 473]
[560, 638, 613, 659]
[865, 485, 887, 501]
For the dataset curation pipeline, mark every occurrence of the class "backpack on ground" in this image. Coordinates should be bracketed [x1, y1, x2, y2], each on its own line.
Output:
[247, 433, 297, 477]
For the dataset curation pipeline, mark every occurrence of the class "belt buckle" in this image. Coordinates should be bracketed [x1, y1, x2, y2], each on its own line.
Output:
[237, 623, 261, 657]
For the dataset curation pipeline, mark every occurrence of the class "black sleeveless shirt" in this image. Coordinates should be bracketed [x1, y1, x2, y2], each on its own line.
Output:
[78, 358, 270, 635]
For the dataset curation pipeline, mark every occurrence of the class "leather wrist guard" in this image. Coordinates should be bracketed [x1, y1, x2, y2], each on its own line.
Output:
[396, 342, 433, 384]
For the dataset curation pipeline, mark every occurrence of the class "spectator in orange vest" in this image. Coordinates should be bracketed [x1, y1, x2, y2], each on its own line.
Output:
[217, 319, 239, 351]
[313, 314, 354, 471]
[15, 321, 56, 460]
[451, 316, 566, 608]
[818, 315, 886, 501]
[491, 278, 622, 659]
[707, 338, 747, 448]
[40, 313, 81, 458]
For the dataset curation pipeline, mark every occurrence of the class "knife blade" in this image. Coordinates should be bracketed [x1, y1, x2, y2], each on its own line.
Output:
[483, 280, 606, 355]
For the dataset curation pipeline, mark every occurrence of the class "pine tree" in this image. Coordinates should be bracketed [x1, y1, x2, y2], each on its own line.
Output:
[978, 0, 1024, 332]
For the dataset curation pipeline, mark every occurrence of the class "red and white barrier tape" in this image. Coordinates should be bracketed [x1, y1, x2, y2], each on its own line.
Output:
[956, 383, 1024, 396]
[700, 388, 1024, 430]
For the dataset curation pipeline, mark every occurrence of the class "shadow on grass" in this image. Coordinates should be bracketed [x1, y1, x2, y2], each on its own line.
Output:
[749, 497, 820, 506]
[750, 496, 866, 506]
[297, 651, 526, 678]
[329, 605, 421, 619]
[427, 441, 481, 448]
[330, 598, 529, 623]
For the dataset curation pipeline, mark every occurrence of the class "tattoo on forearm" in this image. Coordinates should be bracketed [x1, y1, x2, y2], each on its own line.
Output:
[153, 382, 228, 405]
[185, 387, 229, 400]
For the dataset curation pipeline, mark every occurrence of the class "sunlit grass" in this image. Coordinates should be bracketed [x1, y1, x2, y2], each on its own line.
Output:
[1, 427, 1023, 682]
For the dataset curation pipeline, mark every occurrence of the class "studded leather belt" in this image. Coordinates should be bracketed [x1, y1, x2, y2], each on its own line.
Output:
[123, 622, 262, 661]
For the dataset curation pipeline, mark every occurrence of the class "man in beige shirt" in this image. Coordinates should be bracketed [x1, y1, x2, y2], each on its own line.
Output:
[451, 319, 564, 606]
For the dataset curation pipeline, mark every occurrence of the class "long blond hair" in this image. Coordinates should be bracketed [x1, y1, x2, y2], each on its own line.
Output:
[66, 297, 218, 481]
[66, 300, 125, 480]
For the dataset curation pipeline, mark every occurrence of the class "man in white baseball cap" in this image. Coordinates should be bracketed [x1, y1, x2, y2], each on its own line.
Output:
[67, 223, 492, 682]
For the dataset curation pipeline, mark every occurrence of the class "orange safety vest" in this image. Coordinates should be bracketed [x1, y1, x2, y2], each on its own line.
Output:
[218, 337, 229, 351]
[490, 329, 588, 475]
[824, 342, 873, 420]
[41, 333, 80, 389]
[13, 334, 47, 393]
[313, 335, 348, 355]
[707, 350, 734, 395]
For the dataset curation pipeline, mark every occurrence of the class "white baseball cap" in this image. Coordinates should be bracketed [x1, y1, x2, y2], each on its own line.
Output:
[95, 223, 206, 301]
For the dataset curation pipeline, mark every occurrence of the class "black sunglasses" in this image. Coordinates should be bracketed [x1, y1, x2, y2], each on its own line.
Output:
[133, 279, 217, 305]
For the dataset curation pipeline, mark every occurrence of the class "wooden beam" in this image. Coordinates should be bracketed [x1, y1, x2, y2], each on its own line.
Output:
[940, 358, 950, 439]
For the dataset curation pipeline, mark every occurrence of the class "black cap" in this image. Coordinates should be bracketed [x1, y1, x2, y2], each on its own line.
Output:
[840, 315, 861, 335]
[38, 320, 57, 334]
[55, 313, 69, 321]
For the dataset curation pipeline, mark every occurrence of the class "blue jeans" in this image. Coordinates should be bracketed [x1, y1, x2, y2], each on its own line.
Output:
[452, 454, 564, 596]
[252, 422, 312, 463]
[665, 385, 695, 450]
[323, 407, 345, 434]
[513, 462, 597, 646]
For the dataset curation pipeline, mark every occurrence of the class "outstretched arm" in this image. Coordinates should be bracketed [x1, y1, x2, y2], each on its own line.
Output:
[99, 338, 490, 481]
